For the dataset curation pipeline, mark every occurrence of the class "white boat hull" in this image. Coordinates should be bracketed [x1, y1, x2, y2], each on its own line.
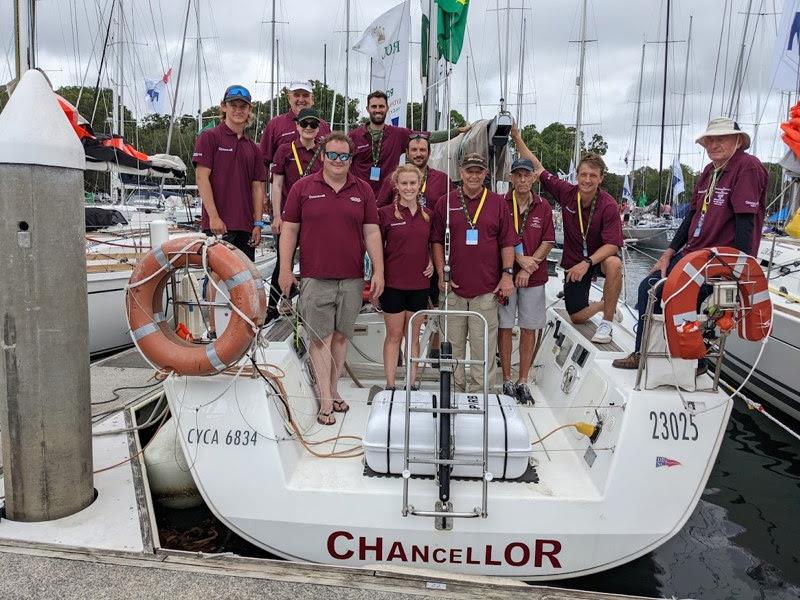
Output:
[160, 278, 734, 580]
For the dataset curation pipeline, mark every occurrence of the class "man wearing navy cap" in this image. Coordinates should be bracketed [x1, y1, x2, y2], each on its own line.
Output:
[498, 158, 555, 404]
[192, 84, 266, 260]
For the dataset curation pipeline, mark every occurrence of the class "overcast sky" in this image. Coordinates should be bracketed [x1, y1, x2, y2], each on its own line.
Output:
[1, 0, 792, 173]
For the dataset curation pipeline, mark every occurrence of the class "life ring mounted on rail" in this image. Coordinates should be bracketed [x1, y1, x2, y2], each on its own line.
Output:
[125, 235, 267, 376]
[661, 246, 772, 359]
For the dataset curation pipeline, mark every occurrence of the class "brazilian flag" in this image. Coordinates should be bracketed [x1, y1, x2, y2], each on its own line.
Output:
[422, 0, 470, 75]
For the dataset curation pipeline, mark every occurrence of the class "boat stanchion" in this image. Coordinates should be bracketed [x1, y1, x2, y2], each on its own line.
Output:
[437, 340, 453, 529]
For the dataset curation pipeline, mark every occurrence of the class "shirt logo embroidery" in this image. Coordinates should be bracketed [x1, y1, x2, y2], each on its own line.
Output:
[390, 221, 406, 227]
[350, 196, 362, 203]
[565, 206, 576, 213]
[280, 131, 294, 137]
[218, 147, 234, 152]
[745, 200, 758, 207]
[356, 144, 370, 150]
[309, 194, 326, 199]
[530, 216, 542, 228]
[192, 152, 202, 157]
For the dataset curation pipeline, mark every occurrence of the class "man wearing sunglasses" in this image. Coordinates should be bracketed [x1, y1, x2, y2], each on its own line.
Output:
[259, 80, 331, 170]
[375, 134, 451, 210]
[192, 84, 266, 260]
[266, 107, 325, 322]
[279, 132, 384, 425]
[350, 90, 468, 195]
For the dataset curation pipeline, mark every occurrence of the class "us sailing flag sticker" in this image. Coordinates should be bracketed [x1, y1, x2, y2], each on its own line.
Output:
[656, 456, 682, 468]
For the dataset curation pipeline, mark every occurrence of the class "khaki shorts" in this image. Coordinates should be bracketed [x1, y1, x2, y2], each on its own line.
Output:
[498, 284, 546, 330]
[298, 278, 364, 341]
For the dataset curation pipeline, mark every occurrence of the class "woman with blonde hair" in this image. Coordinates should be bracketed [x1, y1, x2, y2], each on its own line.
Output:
[378, 164, 433, 390]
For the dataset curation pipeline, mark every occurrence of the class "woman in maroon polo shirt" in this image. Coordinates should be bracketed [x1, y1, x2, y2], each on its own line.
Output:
[378, 164, 434, 390]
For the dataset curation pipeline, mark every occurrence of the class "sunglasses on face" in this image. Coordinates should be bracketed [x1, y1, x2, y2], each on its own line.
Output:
[324, 151, 351, 162]
[298, 120, 319, 129]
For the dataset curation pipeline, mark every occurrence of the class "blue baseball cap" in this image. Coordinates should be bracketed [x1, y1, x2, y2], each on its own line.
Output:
[511, 158, 534, 172]
[222, 84, 252, 105]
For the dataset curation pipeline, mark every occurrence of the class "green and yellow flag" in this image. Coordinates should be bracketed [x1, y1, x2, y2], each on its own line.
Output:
[437, 0, 469, 63]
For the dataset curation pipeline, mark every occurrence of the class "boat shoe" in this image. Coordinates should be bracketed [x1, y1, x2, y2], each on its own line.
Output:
[612, 352, 640, 369]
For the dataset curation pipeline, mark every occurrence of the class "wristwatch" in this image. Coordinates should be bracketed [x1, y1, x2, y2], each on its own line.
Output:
[502, 267, 514, 275]
[583, 257, 593, 266]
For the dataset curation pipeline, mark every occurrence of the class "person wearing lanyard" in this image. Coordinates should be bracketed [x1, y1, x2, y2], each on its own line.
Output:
[192, 84, 266, 261]
[350, 90, 469, 195]
[375, 135, 451, 209]
[498, 159, 556, 404]
[613, 117, 767, 370]
[266, 108, 324, 322]
[512, 124, 624, 344]
[431, 153, 518, 393]
[378, 164, 434, 391]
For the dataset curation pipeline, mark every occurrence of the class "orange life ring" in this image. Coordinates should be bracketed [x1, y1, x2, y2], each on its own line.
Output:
[126, 235, 266, 375]
[661, 246, 772, 359]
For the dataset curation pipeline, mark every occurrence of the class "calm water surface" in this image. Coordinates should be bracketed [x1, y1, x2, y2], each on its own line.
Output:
[552, 249, 800, 599]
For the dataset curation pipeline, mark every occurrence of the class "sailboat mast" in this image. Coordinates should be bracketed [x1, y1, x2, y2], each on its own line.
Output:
[424, 0, 439, 131]
[656, 0, 671, 216]
[573, 0, 588, 170]
[631, 42, 645, 198]
[345, 0, 350, 133]
[196, 0, 202, 133]
[503, 0, 512, 103]
[516, 16, 527, 126]
[676, 15, 692, 165]
[165, 0, 193, 156]
[465, 54, 469, 122]
[115, 0, 124, 138]
[728, 0, 754, 120]
[269, 0, 276, 120]
[13, 0, 36, 79]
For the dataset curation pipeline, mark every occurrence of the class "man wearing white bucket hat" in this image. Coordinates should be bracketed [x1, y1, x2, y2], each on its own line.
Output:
[613, 117, 768, 370]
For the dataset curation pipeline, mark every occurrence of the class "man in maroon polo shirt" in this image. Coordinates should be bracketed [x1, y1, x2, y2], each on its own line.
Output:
[375, 135, 451, 209]
[350, 90, 467, 195]
[192, 84, 266, 261]
[613, 117, 767, 369]
[266, 107, 325, 322]
[431, 153, 517, 393]
[279, 131, 384, 425]
[259, 80, 331, 169]
[514, 126, 623, 344]
[498, 158, 556, 404]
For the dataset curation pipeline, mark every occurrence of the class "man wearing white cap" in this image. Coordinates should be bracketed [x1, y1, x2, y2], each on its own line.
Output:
[613, 117, 767, 370]
[259, 80, 331, 169]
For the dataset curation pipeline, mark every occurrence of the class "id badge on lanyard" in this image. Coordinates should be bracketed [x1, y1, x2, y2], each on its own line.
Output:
[370, 166, 381, 181]
[692, 214, 705, 238]
[466, 229, 479, 245]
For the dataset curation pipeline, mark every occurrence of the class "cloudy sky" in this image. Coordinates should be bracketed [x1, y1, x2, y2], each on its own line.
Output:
[1, 0, 793, 173]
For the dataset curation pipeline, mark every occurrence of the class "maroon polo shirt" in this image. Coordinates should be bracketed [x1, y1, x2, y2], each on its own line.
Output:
[350, 124, 415, 194]
[282, 171, 378, 279]
[431, 187, 518, 299]
[376, 166, 452, 210]
[192, 122, 266, 232]
[684, 150, 767, 255]
[259, 110, 331, 165]
[378, 204, 433, 290]
[504, 191, 556, 287]
[539, 170, 624, 269]
[271, 139, 323, 214]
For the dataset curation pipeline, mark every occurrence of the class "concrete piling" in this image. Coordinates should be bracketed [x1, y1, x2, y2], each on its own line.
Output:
[0, 69, 94, 521]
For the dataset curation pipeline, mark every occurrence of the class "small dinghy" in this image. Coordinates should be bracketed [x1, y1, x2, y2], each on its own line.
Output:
[131, 241, 771, 580]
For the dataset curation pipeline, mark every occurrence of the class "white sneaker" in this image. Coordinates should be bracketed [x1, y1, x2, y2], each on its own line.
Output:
[614, 308, 624, 323]
[591, 320, 613, 344]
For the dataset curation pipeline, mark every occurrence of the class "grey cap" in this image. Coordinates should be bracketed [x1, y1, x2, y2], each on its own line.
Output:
[511, 158, 534, 172]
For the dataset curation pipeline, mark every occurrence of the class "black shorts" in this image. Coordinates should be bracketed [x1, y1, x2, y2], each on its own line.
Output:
[429, 271, 440, 306]
[380, 287, 429, 314]
[564, 264, 603, 315]
[202, 229, 255, 261]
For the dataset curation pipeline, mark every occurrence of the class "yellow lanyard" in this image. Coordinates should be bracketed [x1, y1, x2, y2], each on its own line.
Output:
[512, 191, 519, 233]
[700, 168, 722, 215]
[576, 192, 597, 240]
[471, 188, 488, 226]
[291, 142, 304, 176]
[421, 176, 427, 194]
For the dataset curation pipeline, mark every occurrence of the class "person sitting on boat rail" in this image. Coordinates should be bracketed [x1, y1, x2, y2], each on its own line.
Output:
[612, 117, 767, 370]
[499, 158, 556, 404]
[513, 126, 624, 344]
[266, 108, 325, 322]
[431, 153, 518, 393]
[192, 84, 266, 261]
[350, 90, 469, 195]
[378, 164, 434, 391]
[279, 131, 384, 425]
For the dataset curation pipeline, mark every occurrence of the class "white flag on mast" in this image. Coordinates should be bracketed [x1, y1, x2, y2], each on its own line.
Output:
[353, 1, 410, 128]
[622, 174, 633, 203]
[144, 68, 172, 114]
[671, 156, 685, 198]
[771, 1, 800, 92]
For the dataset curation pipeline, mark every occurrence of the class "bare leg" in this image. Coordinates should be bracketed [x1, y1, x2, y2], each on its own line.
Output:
[569, 301, 605, 324]
[601, 256, 623, 321]
[498, 328, 513, 381]
[382, 312, 406, 388]
[518, 328, 540, 382]
[329, 331, 349, 402]
[309, 335, 334, 416]
[407, 311, 424, 385]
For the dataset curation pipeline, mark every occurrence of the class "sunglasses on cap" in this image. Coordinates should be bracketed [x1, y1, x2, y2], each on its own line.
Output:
[324, 151, 351, 161]
[408, 133, 430, 141]
[298, 120, 320, 129]
[223, 85, 251, 101]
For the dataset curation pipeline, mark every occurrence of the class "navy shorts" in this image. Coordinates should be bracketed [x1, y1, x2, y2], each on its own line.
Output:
[380, 287, 430, 314]
[563, 264, 603, 315]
